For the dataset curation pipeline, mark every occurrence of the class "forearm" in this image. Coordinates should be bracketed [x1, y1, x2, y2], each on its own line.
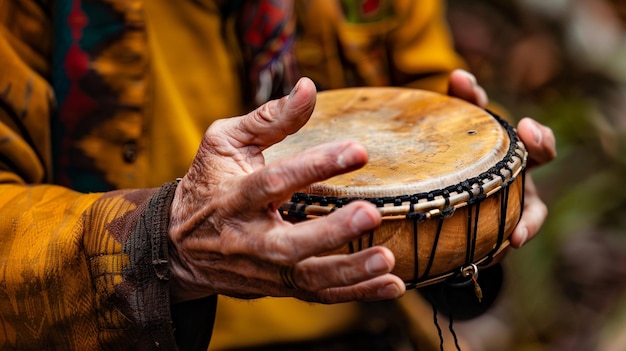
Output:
[0, 183, 104, 349]
[0, 2, 217, 348]
[0, 182, 216, 349]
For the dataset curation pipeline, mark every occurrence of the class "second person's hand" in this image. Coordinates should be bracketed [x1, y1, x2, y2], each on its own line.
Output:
[447, 69, 556, 248]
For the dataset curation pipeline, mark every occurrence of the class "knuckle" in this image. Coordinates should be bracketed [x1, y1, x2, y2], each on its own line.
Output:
[255, 103, 278, 123]
[253, 102, 291, 136]
[295, 265, 320, 291]
[204, 119, 229, 138]
[258, 168, 287, 197]
[265, 235, 298, 264]
[539, 201, 548, 216]
[302, 278, 321, 293]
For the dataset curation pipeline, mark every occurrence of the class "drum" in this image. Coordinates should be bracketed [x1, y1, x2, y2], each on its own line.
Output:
[263, 87, 527, 288]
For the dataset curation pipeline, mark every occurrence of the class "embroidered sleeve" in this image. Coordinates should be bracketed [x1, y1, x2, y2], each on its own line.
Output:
[84, 181, 217, 350]
[0, 181, 216, 350]
[0, 2, 216, 349]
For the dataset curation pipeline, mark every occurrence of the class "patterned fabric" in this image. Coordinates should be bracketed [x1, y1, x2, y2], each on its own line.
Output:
[211, 1, 468, 350]
[0, 181, 202, 350]
[340, 0, 393, 23]
[0, 0, 466, 349]
[237, 0, 299, 105]
[51, 0, 299, 192]
[1, 1, 217, 349]
[293, 0, 466, 91]
[52, 0, 149, 192]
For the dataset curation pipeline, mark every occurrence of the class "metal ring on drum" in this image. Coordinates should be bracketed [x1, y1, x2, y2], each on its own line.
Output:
[263, 87, 528, 289]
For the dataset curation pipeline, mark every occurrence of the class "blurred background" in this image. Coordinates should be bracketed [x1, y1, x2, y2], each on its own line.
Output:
[444, 0, 626, 350]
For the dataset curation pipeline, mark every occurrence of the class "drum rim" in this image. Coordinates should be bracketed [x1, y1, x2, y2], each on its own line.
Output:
[279, 111, 528, 220]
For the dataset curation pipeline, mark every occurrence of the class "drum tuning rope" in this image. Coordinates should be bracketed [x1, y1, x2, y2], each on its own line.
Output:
[264, 87, 529, 351]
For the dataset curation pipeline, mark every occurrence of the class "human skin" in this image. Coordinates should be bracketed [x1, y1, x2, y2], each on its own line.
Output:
[448, 69, 557, 248]
[168, 77, 404, 304]
[167, 73, 556, 304]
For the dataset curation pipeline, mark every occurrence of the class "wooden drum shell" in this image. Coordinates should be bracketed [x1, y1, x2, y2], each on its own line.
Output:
[341, 173, 523, 287]
[266, 87, 528, 288]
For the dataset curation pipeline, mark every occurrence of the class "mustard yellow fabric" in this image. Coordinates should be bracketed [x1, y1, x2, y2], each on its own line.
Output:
[294, 0, 466, 93]
[0, 1, 213, 349]
[209, 1, 466, 350]
[143, 0, 248, 187]
[0, 0, 465, 349]
[0, 183, 177, 349]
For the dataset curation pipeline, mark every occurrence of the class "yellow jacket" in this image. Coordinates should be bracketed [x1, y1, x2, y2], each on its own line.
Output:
[0, 1, 228, 349]
[0, 0, 464, 349]
[210, 2, 466, 350]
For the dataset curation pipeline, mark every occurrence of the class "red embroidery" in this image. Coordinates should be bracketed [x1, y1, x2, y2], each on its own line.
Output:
[361, 0, 380, 15]
[61, 0, 95, 125]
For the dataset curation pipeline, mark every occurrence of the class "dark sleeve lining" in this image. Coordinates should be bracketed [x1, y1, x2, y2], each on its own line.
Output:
[124, 181, 217, 350]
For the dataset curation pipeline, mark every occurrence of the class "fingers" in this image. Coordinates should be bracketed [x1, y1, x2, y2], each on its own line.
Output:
[270, 202, 403, 303]
[225, 200, 382, 262]
[517, 117, 557, 169]
[312, 274, 406, 303]
[241, 140, 369, 210]
[289, 246, 396, 291]
[274, 201, 383, 261]
[279, 255, 405, 303]
[509, 176, 548, 248]
[448, 70, 557, 169]
[228, 77, 318, 148]
[447, 69, 489, 108]
[447, 70, 554, 249]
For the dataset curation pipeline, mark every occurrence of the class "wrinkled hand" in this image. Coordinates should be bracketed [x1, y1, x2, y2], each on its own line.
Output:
[168, 78, 405, 304]
[448, 69, 557, 248]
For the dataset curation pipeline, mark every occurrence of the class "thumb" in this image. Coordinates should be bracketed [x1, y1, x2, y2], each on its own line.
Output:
[230, 77, 317, 149]
[447, 69, 489, 108]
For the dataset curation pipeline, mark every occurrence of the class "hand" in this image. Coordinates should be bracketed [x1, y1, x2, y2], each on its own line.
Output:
[509, 117, 556, 247]
[168, 77, 405, 304]
[447, 69, 556, 248]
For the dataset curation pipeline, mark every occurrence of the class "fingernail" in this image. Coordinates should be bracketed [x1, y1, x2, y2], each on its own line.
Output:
[288, 79, 302, 99]
[366, 254, 391, 274]
[531, 120, 542, 145]
[336, 152, 346, 168]
[518, 227, 528, 247]
[352, 207, 377, 232]
[476, 86, 489, 108]
[378, 283, 401, 299]
[459, 69, 478, 86]
[459, 69, 488, 107]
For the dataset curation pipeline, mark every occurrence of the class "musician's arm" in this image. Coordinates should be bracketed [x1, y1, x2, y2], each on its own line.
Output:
[447, 69, 557, 248]
[0, 2, 215, 349]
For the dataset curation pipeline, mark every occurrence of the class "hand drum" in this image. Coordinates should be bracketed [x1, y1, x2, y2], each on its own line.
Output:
[264, 87, 527, 288]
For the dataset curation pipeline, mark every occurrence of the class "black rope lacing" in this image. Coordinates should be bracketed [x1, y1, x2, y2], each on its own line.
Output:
[283, 113, 525, 287]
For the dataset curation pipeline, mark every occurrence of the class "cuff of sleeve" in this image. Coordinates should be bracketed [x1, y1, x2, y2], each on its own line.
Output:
[125, 181, 217, 350]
